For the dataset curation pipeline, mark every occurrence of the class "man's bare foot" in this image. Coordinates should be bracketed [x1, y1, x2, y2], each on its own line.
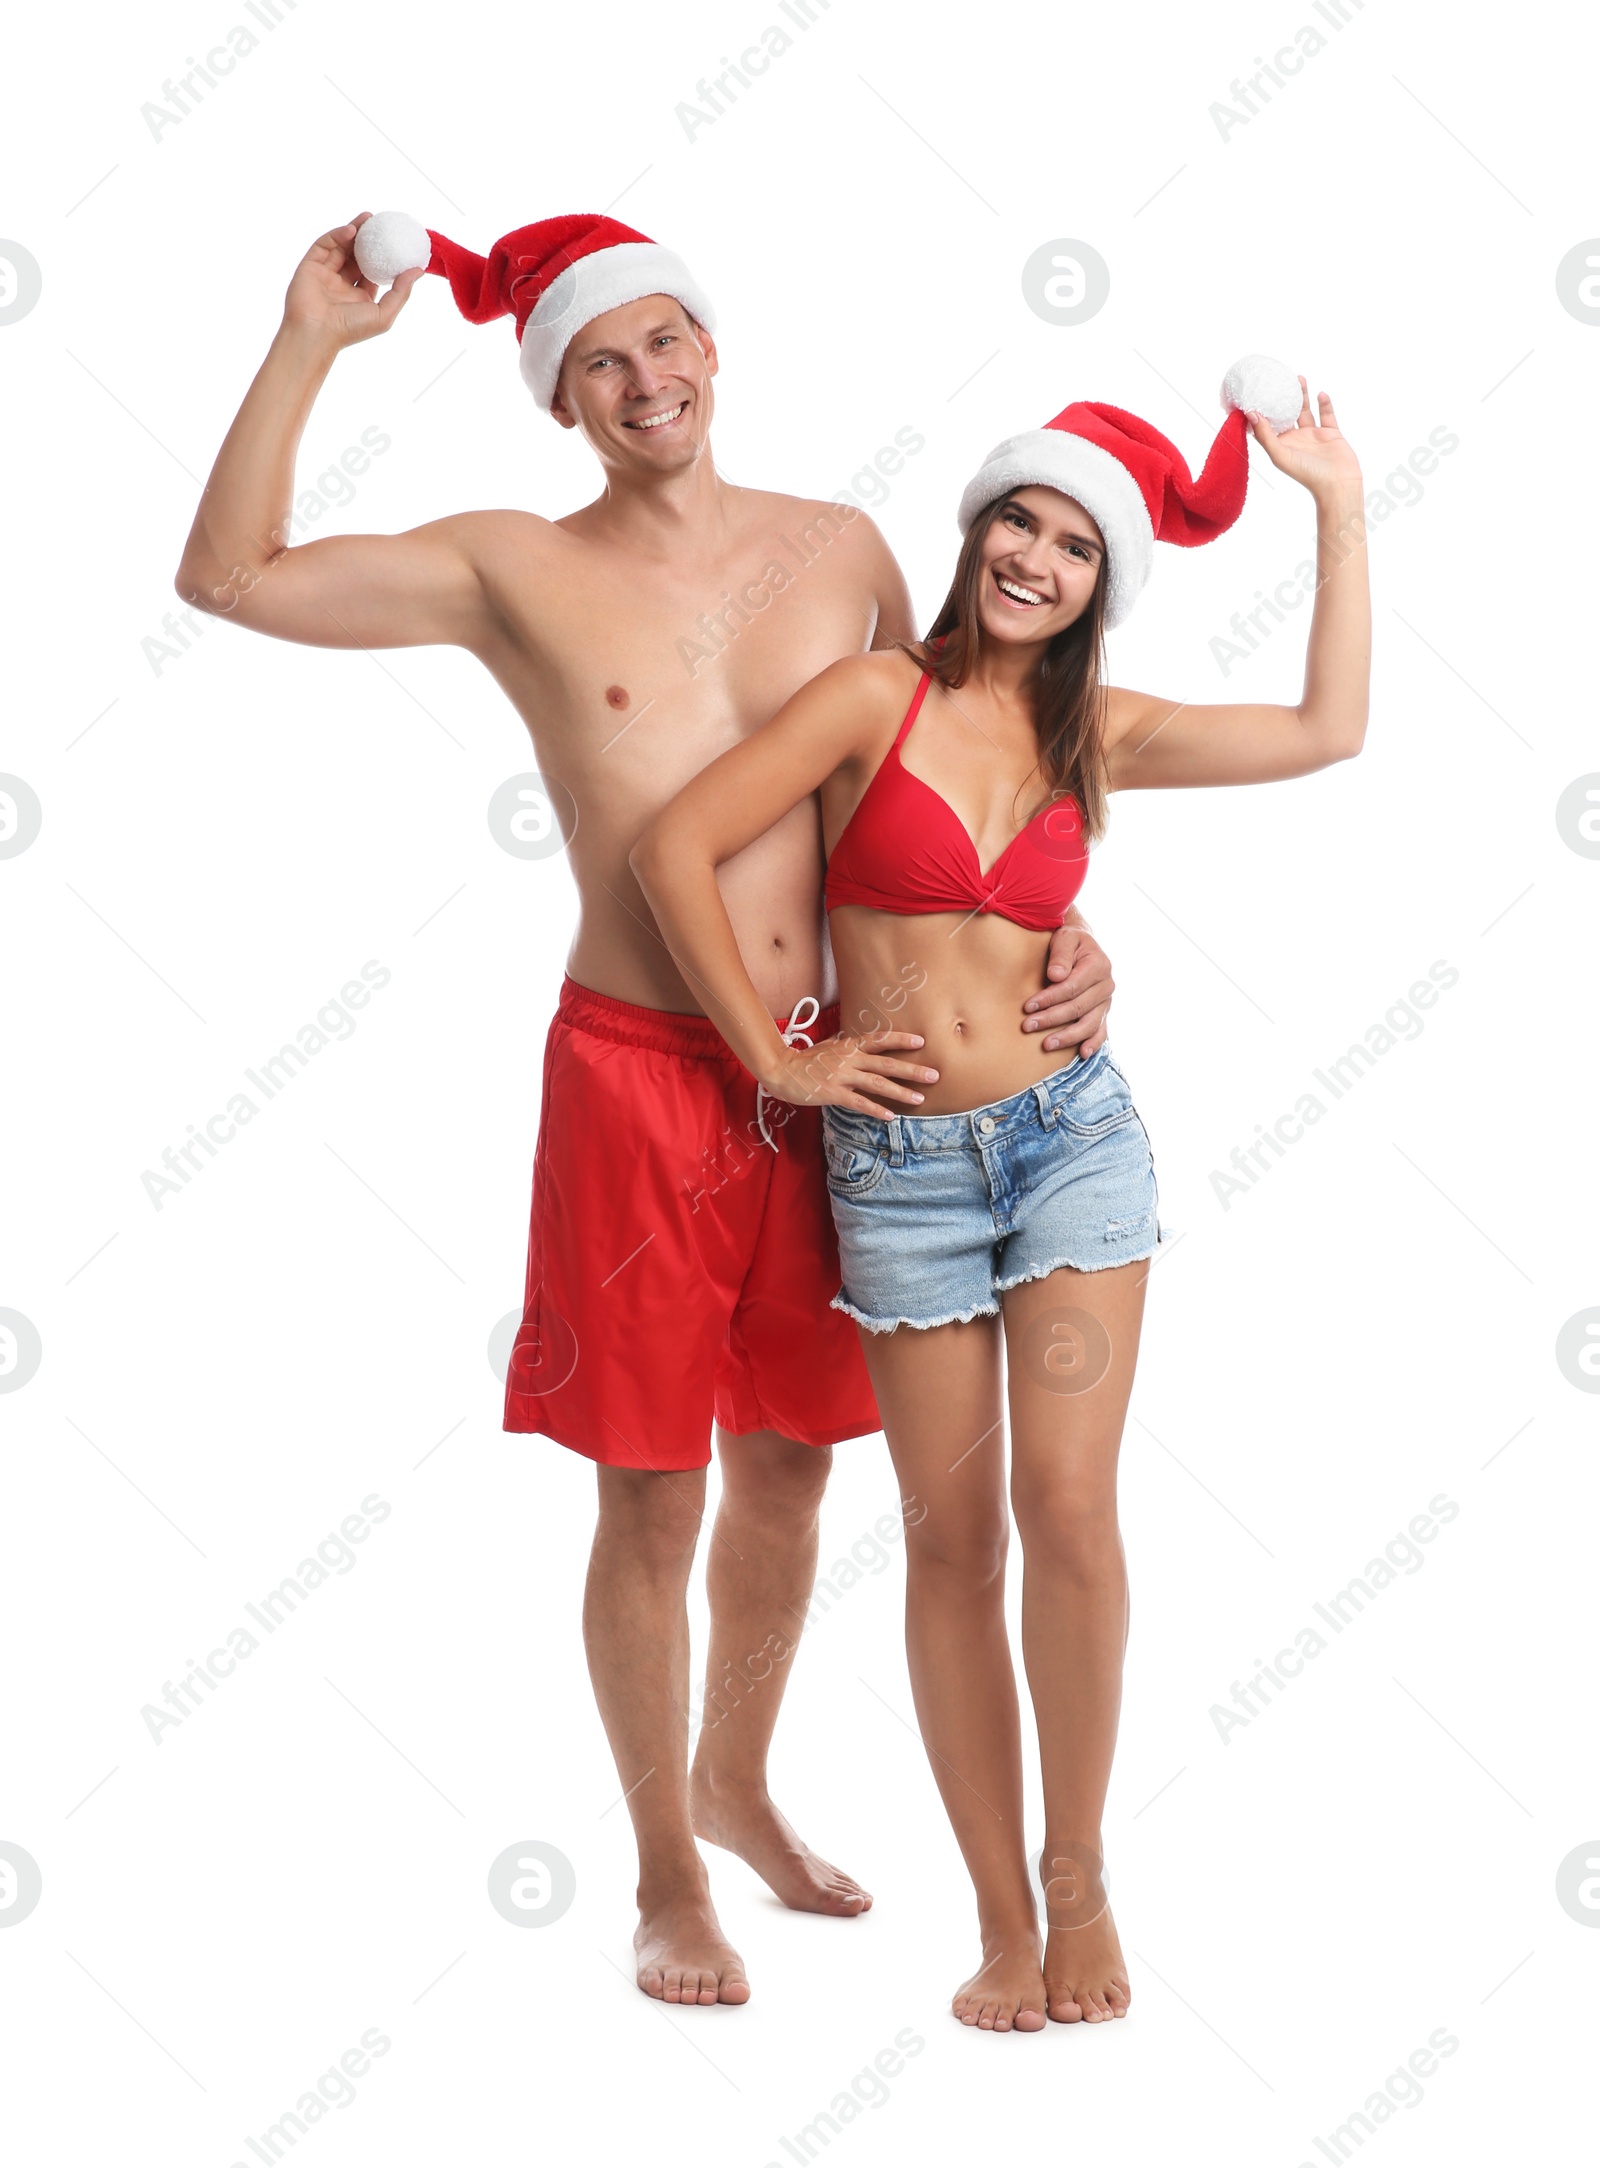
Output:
[690, 1767, 872, 1916]
[1040, 1839, 1130, 2022]
[634, 1890, 750, 2005]
[951, 1930, 1048, 2032]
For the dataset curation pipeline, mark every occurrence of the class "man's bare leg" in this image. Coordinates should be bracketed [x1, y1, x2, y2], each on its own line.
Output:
[585, 1465, 750, 2004]
[689, 1430, 872, 1916]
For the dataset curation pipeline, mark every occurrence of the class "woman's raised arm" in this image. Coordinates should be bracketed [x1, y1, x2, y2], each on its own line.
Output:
[1105, 383, 1370, 790]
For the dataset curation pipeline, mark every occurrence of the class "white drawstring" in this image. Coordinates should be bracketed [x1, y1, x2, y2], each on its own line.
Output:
[756, 994, 821, 1151]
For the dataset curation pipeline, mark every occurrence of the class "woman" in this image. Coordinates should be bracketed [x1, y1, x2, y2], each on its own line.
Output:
[632, 358, 1369, 2032]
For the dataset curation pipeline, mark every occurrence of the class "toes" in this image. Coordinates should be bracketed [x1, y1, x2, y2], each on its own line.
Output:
[821, 1871, 871, 1913]
[1015, 2002, 1047, 2033]
[1048, 1989, 1084, 2023]
[1107, 1980, 1131, 2016]
[720, 1972, 751, 2005]
[638, 1965, 665, 2000]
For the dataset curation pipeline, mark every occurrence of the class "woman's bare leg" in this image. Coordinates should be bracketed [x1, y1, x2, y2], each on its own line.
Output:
[1002, 1259, 1149, 2022]
[859, 1314, 1046, 2033]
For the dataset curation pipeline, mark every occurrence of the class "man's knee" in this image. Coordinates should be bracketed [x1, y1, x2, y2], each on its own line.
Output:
[594, 1465, 705, 1571]
[714, 1428, 832, 1520]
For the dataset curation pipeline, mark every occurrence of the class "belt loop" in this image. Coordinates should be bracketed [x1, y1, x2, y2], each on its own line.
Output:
[887, 1114, 905, 1167]
[1033, 1079, 1055, 1127]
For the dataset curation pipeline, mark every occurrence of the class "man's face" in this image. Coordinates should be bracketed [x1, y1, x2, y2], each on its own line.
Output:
[549, 296, 717, 471]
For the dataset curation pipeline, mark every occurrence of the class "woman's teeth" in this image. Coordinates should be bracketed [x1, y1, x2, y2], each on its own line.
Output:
[996, 574, 1046, 606]
[629, 403, 686, 430]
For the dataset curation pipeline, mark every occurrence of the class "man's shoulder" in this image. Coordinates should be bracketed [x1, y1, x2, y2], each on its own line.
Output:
[739, 487, 887, 548]
[440, 506, 563, 552]
[426, 507, 587, 593]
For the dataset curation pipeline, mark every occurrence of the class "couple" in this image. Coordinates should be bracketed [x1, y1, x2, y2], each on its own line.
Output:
[177, 208, 1369, 2033]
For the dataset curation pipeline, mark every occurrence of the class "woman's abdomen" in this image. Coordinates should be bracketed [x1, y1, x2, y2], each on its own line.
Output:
[829, 905, 1084, 1117]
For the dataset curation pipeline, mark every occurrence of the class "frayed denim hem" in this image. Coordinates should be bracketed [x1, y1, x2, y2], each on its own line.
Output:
[829, 1289, 1001, 1336]
[993, 1241, 1159, 1294]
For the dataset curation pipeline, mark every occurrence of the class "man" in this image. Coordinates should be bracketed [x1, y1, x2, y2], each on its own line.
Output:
[175, 209, 1115, 2007]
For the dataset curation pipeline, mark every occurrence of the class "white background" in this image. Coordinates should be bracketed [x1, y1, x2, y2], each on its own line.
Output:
[3, 0, 1597, 2161]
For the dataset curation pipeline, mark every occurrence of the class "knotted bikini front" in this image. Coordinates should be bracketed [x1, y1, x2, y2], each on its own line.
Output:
[824, 671, 1089, 931]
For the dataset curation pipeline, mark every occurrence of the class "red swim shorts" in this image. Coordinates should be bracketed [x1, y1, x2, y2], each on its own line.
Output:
[503, 976, 880, 1471]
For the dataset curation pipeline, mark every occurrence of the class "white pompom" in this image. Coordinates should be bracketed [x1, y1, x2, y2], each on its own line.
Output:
[353, 210, 431, 285]
[1220, 353, 1302, 432]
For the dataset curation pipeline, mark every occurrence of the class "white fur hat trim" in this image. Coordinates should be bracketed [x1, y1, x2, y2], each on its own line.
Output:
[956, 430, 1155, 630]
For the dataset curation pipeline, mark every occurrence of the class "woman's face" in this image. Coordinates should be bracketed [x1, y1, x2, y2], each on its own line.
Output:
[974, 486, 1104, 650]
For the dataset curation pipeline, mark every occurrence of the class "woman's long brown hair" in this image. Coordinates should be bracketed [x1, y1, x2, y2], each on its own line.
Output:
[906, 494, 1110, 841]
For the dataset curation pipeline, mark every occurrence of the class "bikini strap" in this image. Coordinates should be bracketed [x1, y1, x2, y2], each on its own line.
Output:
[892, 669, 935, 750]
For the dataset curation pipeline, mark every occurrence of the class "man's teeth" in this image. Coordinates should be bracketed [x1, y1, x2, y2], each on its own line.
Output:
[996, 575, 1046, 605]
[630, 403, 686, 430]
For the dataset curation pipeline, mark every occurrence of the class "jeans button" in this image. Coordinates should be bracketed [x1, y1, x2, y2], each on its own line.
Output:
[978, 1115, 996, 1136]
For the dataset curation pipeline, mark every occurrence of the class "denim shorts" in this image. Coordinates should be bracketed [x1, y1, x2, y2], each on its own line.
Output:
[821, 1045, 1163, 1334]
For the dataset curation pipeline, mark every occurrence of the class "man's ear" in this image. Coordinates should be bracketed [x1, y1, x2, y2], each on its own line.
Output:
[547, 388, 578, 431]
[694, 323, 718, 378]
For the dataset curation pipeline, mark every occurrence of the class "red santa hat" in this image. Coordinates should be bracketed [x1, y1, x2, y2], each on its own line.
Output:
[956, 356, 1303, 628]
[352, 209, 716, 411]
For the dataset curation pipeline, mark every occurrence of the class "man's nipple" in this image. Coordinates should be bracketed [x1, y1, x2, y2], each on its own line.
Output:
[605, 685, 629, 710]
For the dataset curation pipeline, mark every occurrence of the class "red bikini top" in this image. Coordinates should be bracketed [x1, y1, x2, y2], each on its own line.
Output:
[824, 670, 1088, 931]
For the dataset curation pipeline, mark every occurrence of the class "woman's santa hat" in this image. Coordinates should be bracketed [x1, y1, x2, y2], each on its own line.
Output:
[957, 356, 1303, 628]
[352, 209, 716, 411]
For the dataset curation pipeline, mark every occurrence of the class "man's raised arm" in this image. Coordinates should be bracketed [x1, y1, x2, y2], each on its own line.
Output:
[175, 216, 496, 652]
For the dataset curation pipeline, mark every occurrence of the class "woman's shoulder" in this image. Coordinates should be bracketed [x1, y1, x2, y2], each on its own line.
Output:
[794, 649, 927, 778]
[811, 645, 927, 717]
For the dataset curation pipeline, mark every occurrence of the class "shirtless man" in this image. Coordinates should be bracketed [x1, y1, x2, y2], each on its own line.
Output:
[174, 210, 1115, 2007]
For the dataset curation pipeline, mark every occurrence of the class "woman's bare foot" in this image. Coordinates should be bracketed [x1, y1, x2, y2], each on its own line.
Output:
[951, 1929, 1048, 2032]
[1043, 1907, 1130, 2022]
[634, 1888, 751, 2005]
[1039, 1840, 1130, 2022]
[690, 1767, 872, 1916]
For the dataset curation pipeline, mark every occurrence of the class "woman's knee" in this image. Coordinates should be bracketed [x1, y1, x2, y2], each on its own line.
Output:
[904, 1506, 1009, 1590]
[1011, 1480, 1123, 1583]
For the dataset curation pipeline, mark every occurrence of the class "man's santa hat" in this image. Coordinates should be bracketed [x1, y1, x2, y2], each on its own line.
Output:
[352, 209, 716, 411]
[957, 357, 1304, 628]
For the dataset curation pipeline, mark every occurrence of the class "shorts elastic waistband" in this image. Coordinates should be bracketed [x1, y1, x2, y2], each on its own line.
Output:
[556, 974, 838, 1059]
